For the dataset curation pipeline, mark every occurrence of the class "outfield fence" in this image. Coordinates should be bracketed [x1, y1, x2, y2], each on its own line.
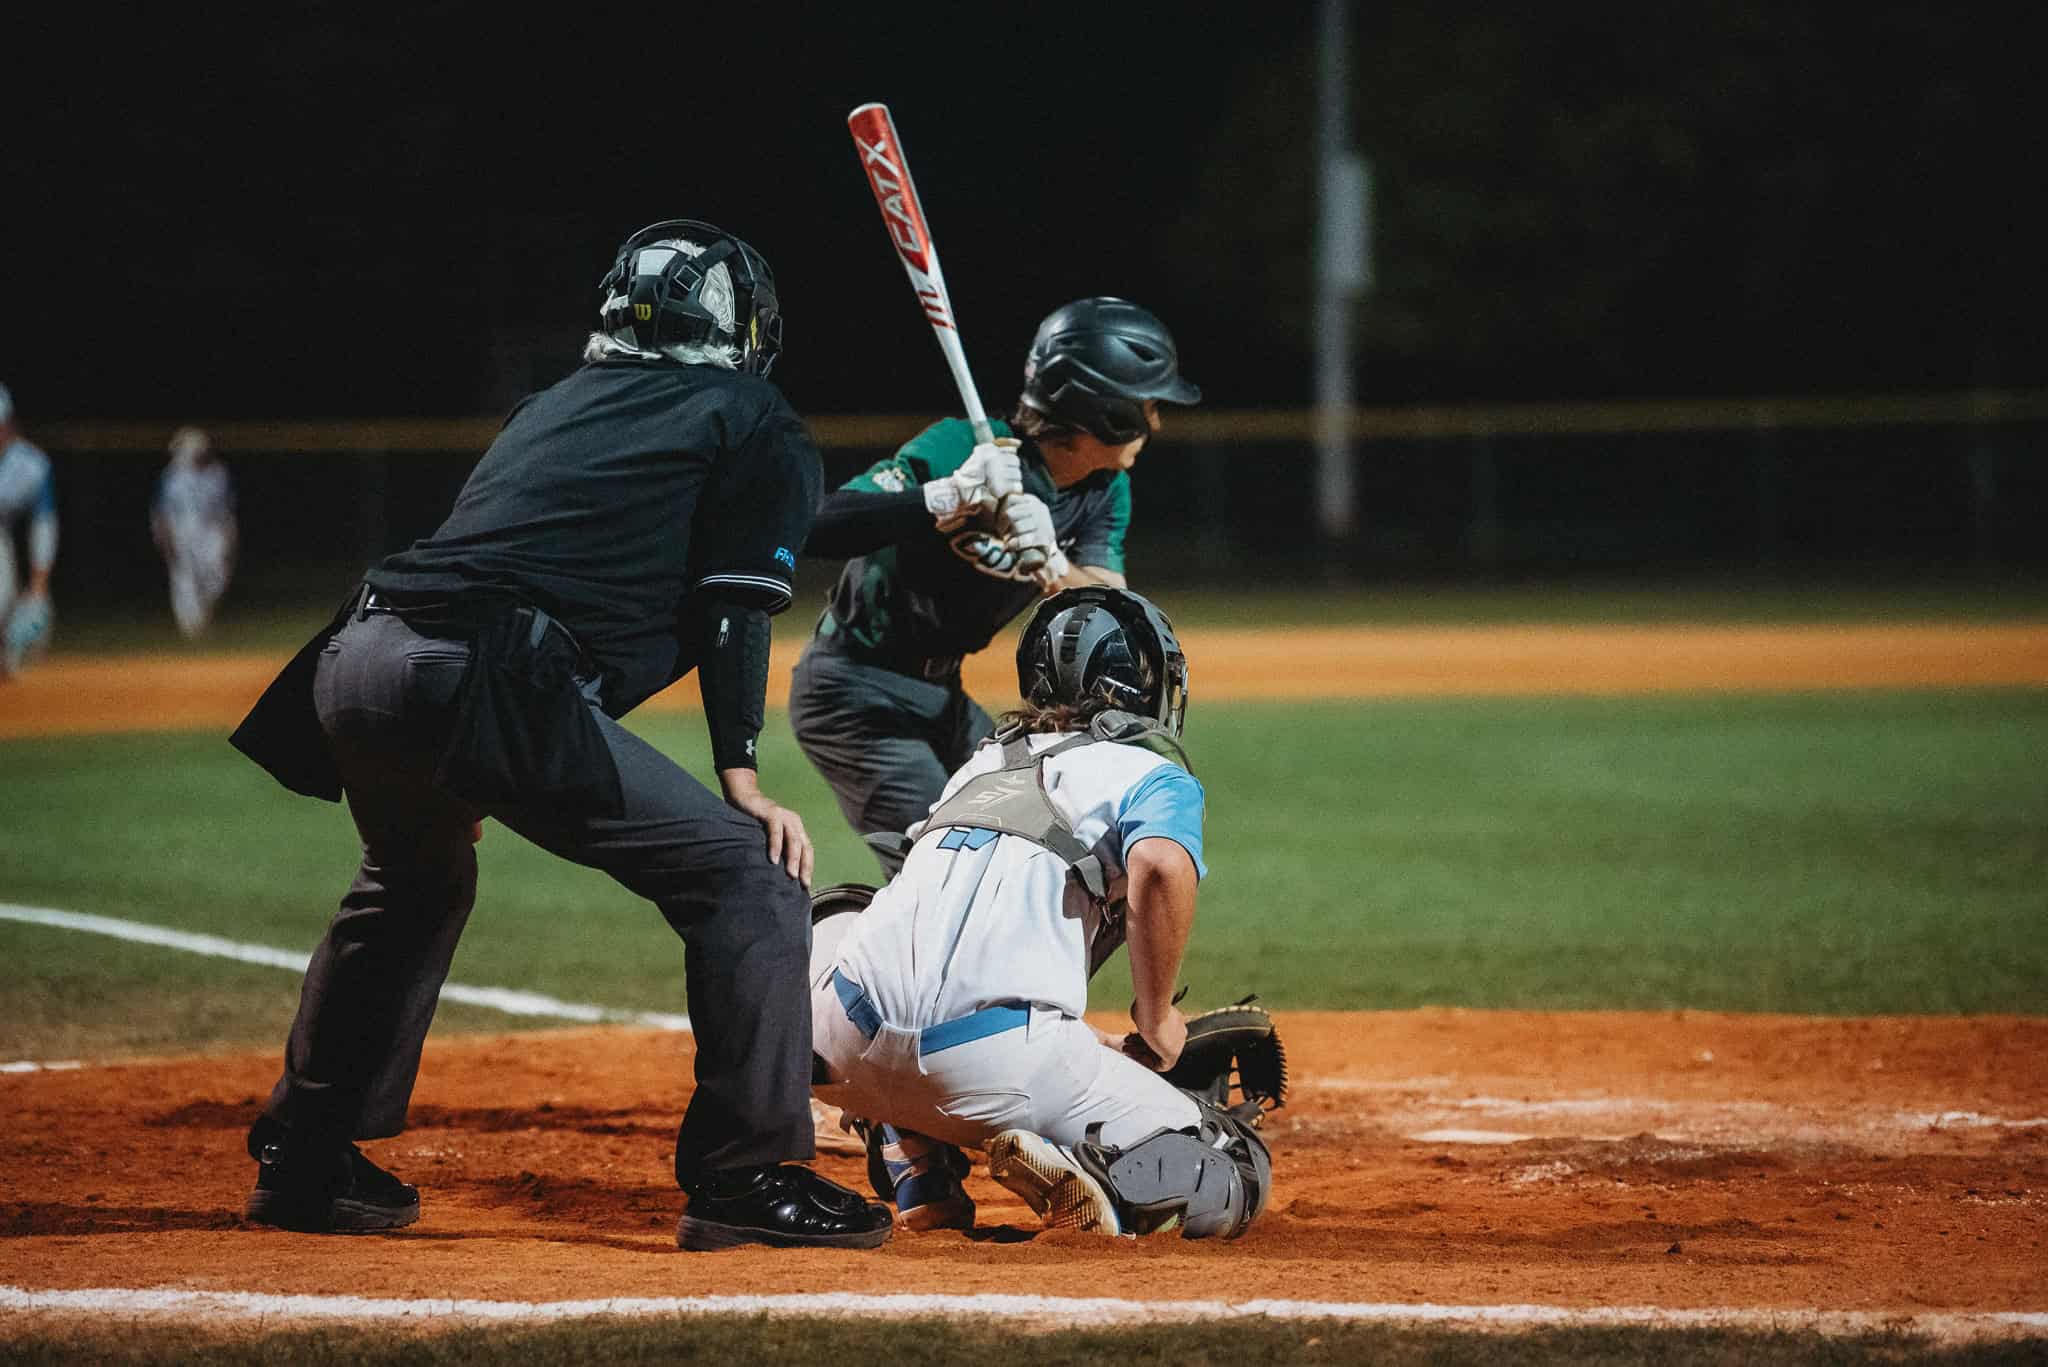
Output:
[31, 390, 2048, 617]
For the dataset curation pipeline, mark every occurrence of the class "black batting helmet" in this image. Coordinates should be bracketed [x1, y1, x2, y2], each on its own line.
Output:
[1017, 587, 1190, 737]
[598, 219, 783, 375]
[1019, 298, 1201, 444]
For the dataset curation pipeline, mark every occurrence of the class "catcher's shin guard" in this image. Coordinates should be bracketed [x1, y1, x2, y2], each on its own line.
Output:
[1073, 1101, 1272, 1240]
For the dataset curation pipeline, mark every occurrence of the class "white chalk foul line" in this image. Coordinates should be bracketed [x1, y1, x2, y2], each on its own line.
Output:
[0, 903, 690, 1035]
[0, 1286, 2042, 1338]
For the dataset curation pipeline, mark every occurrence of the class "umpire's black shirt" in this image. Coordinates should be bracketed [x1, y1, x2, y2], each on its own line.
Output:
[369, 358, 821, 717]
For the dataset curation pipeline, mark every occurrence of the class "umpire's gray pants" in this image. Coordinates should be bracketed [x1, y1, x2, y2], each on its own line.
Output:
[787, 642, 993, 877]
[266, 609, 815, 1183]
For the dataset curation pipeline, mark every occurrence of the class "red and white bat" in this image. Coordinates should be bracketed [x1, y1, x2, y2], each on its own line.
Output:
[847, 101, 1045, 575]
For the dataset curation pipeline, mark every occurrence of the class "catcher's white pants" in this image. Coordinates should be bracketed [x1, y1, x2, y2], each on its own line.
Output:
[809, 913, 1199, 1152]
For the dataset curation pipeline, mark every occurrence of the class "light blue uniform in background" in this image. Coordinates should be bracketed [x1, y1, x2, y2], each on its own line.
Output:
[0, 394, 58, 676]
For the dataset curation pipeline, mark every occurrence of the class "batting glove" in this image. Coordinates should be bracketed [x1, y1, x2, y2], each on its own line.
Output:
[998, 494, 1070, 587]
[2, 591, 54, 677]
[923, 438, 1022, 530]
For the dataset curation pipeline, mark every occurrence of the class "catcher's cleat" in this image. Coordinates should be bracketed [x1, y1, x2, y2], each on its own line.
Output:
[987, 1129, 1122, 1236]
[677, 1164, 892, 1251]
[811, 1098, 867, 1157]
[242, 1116, 419, 1234]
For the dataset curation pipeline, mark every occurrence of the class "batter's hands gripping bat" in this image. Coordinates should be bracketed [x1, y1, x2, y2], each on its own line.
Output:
[847, 101, 1048, 579]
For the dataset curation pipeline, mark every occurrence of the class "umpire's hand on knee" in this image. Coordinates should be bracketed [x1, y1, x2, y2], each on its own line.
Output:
[719, 768, 815, 889]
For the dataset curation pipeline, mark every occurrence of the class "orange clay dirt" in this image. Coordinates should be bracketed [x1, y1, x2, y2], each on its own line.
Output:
[3, 1015, 2044, 1315]
[6, 620, 2048, 739]
[3, 622, 2046, 1320]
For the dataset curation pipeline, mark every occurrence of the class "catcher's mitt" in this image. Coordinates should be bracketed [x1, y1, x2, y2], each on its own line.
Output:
[1158, 995, 1288, 1124]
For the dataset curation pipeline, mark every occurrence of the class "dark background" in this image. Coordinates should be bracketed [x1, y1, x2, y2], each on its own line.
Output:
[6, 2, 2045, 609]
[10, 2, 2042, 420]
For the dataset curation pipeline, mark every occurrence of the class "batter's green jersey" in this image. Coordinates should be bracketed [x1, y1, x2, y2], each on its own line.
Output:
[823, 418, 1130, 660]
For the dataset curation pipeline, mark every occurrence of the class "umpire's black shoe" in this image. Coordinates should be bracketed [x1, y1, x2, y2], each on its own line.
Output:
[676, 1164, 892, 1251]
[243, 1115, 420, 1233]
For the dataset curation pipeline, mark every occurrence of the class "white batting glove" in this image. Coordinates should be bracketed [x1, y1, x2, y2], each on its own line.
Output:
[923, 437, 1022, 530]
[1030, 546, 1072, 590]
[998, 493, 1071, 588]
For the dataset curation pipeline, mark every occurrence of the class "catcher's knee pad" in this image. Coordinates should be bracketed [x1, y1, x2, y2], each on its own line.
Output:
[1076, 1103, 1271, 1240]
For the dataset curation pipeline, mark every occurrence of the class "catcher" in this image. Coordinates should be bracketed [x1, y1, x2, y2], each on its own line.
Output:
[807, 587, 1285, 1240]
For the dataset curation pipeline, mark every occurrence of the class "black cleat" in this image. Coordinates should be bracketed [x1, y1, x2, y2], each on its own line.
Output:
[676, 1164, 891, 1251]
[243, 1116, 420, 1233]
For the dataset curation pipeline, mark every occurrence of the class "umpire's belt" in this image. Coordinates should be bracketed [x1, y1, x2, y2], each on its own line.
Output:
[832, 968, 1027, 1055]
[815, 611, 962, 683]
[358, 585, 595, 678]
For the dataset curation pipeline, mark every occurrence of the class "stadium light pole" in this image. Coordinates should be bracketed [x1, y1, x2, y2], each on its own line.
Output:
[1315, 0, 1371, 541]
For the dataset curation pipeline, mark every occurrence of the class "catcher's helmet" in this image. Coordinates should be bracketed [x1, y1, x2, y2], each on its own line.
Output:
[598, 219, 783, 375]
[1019, 298, 1201, 444]
[1016, 586, 1189, 737]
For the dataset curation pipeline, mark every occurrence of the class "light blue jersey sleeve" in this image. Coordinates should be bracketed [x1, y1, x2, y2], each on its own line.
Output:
[1114, 763, 1207, 880]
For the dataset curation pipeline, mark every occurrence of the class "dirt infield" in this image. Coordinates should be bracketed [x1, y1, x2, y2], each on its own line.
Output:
[7, 621, 2048, 739]
[4, 623, 2045, 1327]
[3, 1013, 2044, 1316]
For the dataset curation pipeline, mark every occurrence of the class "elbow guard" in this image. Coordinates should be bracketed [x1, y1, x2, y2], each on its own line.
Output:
[697, 601, 771, 771]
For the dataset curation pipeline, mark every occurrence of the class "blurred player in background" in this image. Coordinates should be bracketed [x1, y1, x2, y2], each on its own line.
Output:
[0, 383, 58, 679]
[151, 427, 238, 637]
[792, 298, 1201, 882]
[808, 587, 1270, 1241]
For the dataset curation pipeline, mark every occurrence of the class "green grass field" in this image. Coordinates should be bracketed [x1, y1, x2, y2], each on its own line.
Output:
[4, 687, 2044, 1061]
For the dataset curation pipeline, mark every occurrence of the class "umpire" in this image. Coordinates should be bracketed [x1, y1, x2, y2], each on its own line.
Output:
[792, 298, 1200, 877]
[230, 218, 891, 1251]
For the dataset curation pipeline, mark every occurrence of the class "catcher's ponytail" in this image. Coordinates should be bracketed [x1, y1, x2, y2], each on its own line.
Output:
[993, 699, 1104, 737]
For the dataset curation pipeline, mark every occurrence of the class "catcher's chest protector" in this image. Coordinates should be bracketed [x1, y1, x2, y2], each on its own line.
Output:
[922, 712, 1191, 976]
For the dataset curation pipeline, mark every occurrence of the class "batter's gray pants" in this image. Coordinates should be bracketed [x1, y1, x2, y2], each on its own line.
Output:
[787, 643, 994, 878]
[264, 609, 815, 1183]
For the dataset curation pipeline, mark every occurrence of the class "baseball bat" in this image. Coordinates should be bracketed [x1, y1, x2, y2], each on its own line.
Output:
[846, 101, 1046, 576]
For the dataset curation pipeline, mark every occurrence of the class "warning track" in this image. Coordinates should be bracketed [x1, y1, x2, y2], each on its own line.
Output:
[6, 620, 2048, 739]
